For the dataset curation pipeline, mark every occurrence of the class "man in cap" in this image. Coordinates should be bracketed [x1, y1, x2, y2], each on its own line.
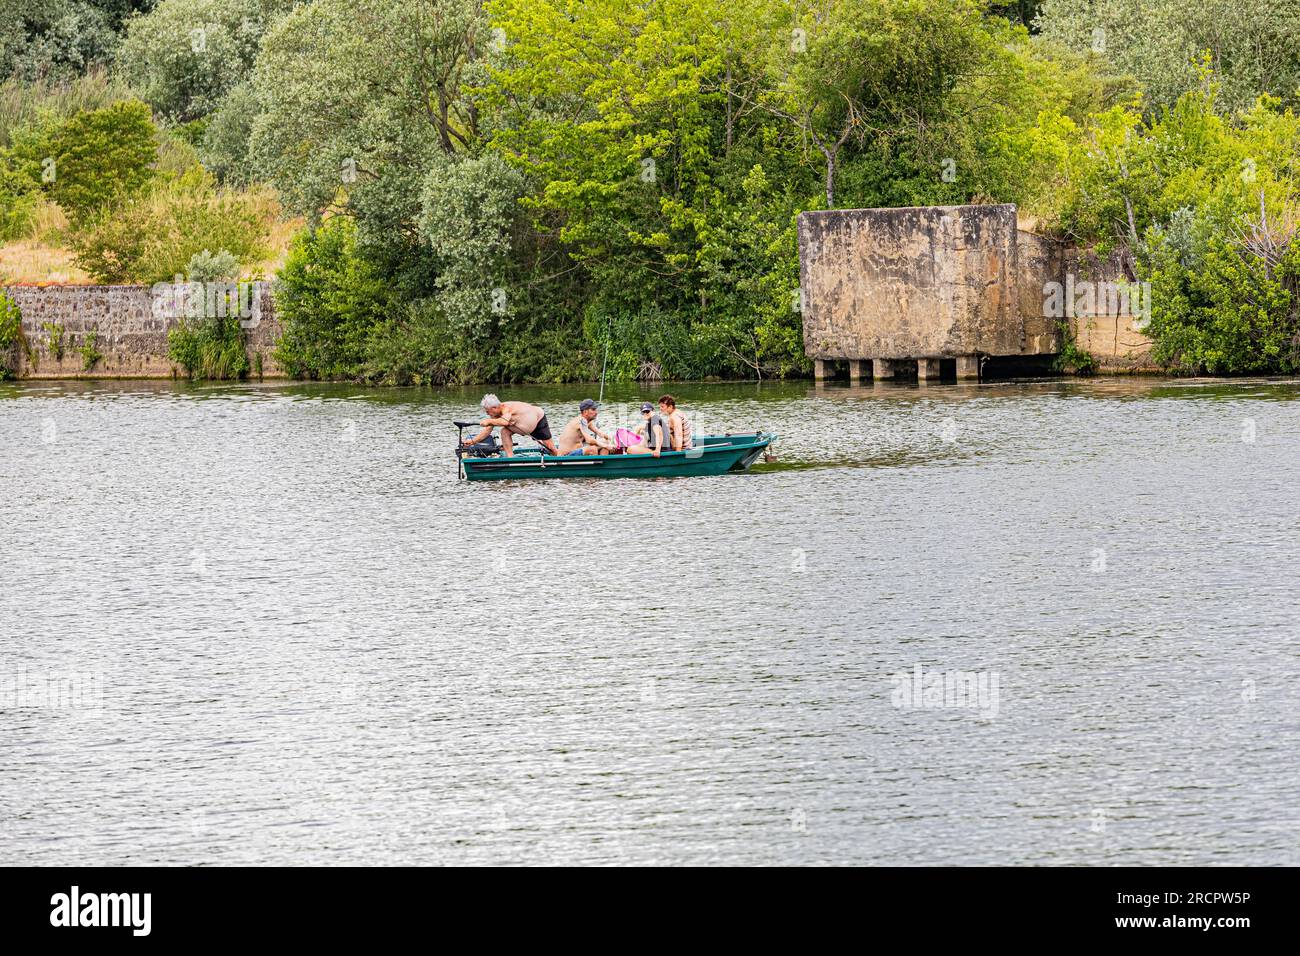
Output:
[557, 398, 615, 456]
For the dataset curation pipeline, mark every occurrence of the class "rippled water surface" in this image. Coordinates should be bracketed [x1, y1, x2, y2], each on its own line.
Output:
[2, 376, 1298, 865]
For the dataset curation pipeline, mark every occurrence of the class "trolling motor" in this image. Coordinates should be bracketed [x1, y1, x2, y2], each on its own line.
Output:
[454, 421, 500, 455]
[454, 420, 502, 480]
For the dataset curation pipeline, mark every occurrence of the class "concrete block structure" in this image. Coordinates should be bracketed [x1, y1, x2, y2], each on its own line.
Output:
[797, 203, 1155, 379]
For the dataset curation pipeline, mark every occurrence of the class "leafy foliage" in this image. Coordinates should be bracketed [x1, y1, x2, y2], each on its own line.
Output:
[1053, 86, 1300, 373]
[70, 169, 272, 282]
[8, 0, 1300, 381]
[0, 97, 157, 241]
[272, 216, 395, 379]
[77, 328, 102, 370]
[168, 314, 249, 379]
[419, 153, 527, 335]
[0, 0, 131, 83]
[1037, 0, 1300, 116]
[36, 99, 157, 222]
[114, 0, 271, 122]
[199, 80, 259, 184]
[0, 287, 22, 379]
[185, 247, 239, 281]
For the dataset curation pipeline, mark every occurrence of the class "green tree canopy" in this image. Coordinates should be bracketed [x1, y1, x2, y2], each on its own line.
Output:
[1036, 0, 1300, 115]
[114, 0, 276, 122]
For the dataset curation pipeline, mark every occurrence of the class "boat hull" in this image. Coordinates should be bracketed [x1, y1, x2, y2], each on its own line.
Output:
[461, 433, 773, 481]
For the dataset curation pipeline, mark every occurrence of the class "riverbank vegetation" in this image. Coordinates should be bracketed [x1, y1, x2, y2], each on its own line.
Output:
[0, 67, 292, 284]
[0, 287, 24, 378]
[2, 1, 1299, 380]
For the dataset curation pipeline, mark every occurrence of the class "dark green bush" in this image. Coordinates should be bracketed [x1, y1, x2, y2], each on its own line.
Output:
[273, 217, 395, 379]
[168, 316, 250, 380]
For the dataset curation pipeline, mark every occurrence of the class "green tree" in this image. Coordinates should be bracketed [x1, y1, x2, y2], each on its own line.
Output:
[199, 80, 258, 184]
[114, 0, 275, 122]
[1036, 0, 1300, 115]
[250, 0, 487, 224]
[750, 0, 990, 208]
[273, 217, 395, 378]
[41, 98, 157, 222]
[419, 153, 527, 335]
[0, 0, 132, 82]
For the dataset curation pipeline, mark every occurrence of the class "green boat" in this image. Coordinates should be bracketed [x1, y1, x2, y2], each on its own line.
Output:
[456, 427, 775, 481]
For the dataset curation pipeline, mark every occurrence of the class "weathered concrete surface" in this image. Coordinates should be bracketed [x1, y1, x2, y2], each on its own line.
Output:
[798, 204, 1028, 361]
[798, 202, 1157, 374]
[2, 284, 285, 378]
[1062, 249, 1157, 372]
[1016, 229, 1066, 356]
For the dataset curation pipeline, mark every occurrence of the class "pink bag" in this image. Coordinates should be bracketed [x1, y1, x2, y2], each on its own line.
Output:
[615, 427, 642, 449]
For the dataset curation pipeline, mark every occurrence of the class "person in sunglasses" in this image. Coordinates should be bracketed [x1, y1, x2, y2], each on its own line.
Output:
[628, 402, 671, 458]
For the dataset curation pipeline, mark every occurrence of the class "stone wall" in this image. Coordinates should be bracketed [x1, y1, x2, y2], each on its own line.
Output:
[1, 283, 285, 379]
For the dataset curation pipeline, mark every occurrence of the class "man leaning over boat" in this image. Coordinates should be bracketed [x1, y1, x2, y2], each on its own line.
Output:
[462, 394, 560, 457]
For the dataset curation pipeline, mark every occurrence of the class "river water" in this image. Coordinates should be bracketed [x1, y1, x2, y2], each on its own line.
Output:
[2, 376, 1297, 866]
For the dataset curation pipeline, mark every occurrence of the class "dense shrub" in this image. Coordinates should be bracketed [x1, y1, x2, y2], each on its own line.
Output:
[0, 97, 158, 242]
[0, 181, 41, 241]
[0, 288, 25, 379]
[1053, 86, 1300, 374]
[272, 217, 394, 379]
[168, 315, 250, 380]
[1145, 230, 1300, 374]
[185, 247, 239, 281]
[70, 170, 272, 282]
[39, 99, 157, 223]
[361, 299, 470, 386]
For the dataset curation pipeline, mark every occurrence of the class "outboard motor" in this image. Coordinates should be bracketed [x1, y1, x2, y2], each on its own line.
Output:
[453, 420, 500, 458]
[453, 421, 502, 483]
[461, 435, 501, 458]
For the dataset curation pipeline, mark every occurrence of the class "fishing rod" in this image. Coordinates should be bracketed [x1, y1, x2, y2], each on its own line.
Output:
[598, 316, 612, 403]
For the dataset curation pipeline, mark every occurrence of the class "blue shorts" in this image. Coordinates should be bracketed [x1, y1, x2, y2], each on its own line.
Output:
[565, 447, 586, 456]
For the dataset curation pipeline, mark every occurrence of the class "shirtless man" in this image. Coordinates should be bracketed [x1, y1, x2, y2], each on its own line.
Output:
[557, 399, 615, 456]
[463, 394, 559, 456]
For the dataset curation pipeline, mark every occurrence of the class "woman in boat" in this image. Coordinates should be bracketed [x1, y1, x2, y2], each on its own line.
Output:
[629, 402, 671, 457]
[657, 394, 693, 451]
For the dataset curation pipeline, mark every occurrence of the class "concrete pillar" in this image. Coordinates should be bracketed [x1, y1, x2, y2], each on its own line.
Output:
[814, 358, 831, 382]
[957, 354, 980, 380]
[848, 359, 867, 383]
[871, 358, 900, 380]
[918, 358, 942, 380]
